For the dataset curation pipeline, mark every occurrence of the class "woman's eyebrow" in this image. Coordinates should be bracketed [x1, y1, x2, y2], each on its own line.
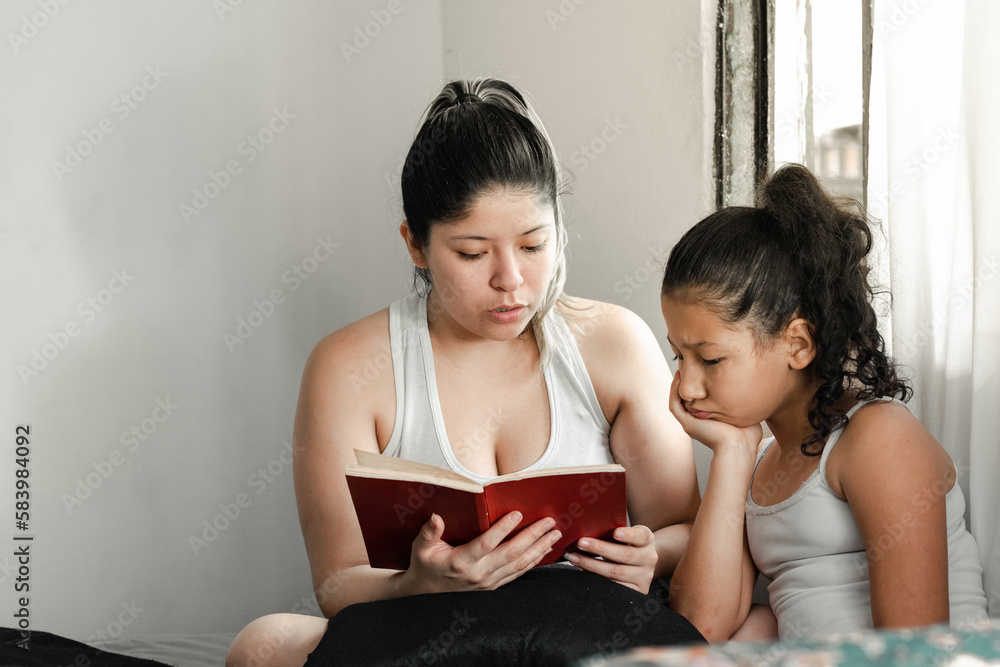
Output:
[448, 224, 550, 242]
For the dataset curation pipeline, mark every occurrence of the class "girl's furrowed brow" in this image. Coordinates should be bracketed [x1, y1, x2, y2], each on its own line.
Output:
[666, 335, 717, 349]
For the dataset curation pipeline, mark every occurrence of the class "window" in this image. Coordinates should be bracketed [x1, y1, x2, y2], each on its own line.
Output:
[716, 0, 869, 205]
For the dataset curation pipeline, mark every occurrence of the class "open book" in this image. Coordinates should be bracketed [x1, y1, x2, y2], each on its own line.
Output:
[345, 450, 627, 570]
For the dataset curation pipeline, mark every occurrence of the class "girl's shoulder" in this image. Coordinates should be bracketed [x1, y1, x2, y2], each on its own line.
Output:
[825, 399, 955, 499]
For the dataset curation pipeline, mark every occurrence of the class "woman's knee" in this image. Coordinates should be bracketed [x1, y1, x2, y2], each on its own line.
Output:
[227, 613, 327, 667]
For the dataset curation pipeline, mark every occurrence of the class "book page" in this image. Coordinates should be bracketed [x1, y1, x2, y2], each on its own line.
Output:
[345, 465, 484, 494]
[486, 463, 624, 485]
[351, 449, 480, 488]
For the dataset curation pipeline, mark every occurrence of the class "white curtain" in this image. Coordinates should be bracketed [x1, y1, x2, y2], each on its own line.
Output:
[869, 0, 1000, 616]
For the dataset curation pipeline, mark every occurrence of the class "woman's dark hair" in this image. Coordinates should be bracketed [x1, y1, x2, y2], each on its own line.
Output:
[400, 78, 568, 364]
[661, 164, 911, 454]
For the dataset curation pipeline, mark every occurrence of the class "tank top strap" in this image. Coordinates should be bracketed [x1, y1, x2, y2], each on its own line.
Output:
[818, 397, 912, 477]
[382, 292, 424, 458]
[746, 437, 775, 504]
[546, 305, 611, 433]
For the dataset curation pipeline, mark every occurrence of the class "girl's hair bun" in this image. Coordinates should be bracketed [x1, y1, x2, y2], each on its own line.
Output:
[662, 163, 910, 453]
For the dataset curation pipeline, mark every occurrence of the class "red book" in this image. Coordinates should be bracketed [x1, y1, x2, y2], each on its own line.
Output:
[346, 450, 628, 571]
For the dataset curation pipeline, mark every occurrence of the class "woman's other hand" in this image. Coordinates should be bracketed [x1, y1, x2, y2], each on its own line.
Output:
[566, 525, 658, 594]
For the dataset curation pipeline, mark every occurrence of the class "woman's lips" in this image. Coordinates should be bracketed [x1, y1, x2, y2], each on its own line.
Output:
[489, 305, 525, 324]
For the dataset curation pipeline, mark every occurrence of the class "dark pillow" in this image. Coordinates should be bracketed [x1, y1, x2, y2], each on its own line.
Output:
[304, 566, 705, 667]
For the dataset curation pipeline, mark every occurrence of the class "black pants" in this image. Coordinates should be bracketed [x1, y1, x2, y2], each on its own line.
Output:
[305, 567, 706, 667]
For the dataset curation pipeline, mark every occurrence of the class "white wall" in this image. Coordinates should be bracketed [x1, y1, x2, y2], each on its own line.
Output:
[1, 0, 713, 640]
[442, 0, 715, 349]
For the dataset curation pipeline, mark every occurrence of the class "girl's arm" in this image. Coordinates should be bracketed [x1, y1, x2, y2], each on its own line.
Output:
[663, 372, 761, 642]
[562, 303, 701, 593]
[828, 402, 952, 628]
[294, 313, 561, 617]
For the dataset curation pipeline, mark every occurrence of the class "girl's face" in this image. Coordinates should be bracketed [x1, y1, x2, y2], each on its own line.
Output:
[403, 190, 556, 343]
[661, 295, 805, 428]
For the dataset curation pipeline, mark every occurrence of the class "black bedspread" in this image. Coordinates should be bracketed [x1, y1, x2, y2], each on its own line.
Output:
[0, 629, 170, 667]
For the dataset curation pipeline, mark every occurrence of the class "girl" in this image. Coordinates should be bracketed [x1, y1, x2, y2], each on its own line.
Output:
[226, 79, 702, 666]
[661, 164, 989, 642]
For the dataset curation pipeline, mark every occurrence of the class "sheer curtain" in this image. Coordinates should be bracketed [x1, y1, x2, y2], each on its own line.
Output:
[868, 0, 1000, 616]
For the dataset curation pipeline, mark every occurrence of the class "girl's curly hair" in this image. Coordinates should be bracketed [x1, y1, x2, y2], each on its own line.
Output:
[661, 164, 911, 454]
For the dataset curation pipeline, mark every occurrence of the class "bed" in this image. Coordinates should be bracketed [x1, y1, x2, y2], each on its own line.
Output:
[582, 619, 1000, 666]
[0, 629, 234, 667]
[4, 612, 998, 666]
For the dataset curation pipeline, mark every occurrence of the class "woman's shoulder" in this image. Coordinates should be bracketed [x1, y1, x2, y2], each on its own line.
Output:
[556, 296, 670, 401]
[557, 296, 656, 353]
[303, 307, 392, 388]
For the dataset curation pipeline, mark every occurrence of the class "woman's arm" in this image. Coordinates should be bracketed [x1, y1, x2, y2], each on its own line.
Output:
[828, 402, 952, 628]
[563, 302, 701, 592]
[294, 312, 561, 617]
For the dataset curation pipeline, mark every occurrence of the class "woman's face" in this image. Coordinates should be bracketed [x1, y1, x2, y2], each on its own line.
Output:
[403, 190, 557, 343]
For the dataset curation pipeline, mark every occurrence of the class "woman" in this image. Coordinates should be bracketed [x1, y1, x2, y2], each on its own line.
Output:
[227, 78, 701, 667]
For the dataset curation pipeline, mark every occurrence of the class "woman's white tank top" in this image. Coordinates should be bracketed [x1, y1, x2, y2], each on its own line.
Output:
[381, 293, 613, 484]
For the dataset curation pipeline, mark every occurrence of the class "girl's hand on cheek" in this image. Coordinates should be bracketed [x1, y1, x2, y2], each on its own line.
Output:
[668, 372, 762, 456]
